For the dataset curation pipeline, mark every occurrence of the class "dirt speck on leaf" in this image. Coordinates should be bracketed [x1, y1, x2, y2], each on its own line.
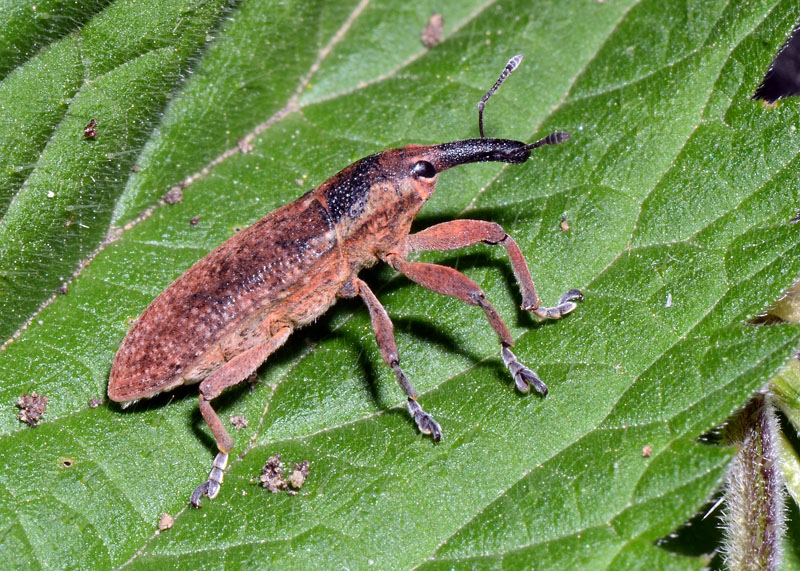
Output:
[288, 460, 310, 494]
[260, 454, 286, 493]
[163, 186, 184, 204]
[158, 513, 174, 531]
[17, 392, 47, 426]
[421, 13, 444, 48]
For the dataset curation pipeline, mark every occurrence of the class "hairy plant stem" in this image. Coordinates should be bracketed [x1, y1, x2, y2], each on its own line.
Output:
[722, 393, 785, 571]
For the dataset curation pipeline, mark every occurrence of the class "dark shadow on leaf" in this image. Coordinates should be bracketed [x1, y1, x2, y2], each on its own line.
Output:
[655, 492, 725, 567]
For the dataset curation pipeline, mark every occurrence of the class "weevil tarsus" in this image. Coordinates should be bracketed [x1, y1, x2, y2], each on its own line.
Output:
[191, 451, 228, 507]
[478, 54, 524, 138]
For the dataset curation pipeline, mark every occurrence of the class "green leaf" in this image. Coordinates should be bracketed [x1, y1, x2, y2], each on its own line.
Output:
[2, 0, 800, 568]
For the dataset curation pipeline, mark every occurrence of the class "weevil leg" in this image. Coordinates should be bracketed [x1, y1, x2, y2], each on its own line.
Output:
[190, 327, 291, 507]
[341, 278, 442, 441]
[384, 254, 548, 395]
[407, 220, 583, 319]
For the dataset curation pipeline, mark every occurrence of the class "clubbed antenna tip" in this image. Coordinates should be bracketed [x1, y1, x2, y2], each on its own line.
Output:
[525, 131, 570, 150]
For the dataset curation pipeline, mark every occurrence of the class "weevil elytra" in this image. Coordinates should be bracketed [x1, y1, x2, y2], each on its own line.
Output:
[108, 55, 582, 507]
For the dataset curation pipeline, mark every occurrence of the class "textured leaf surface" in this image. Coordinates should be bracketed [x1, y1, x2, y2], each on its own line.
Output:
[2, 1, 800, 569]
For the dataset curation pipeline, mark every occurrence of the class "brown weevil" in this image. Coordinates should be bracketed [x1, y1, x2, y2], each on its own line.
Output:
[108, 55, 583, 507]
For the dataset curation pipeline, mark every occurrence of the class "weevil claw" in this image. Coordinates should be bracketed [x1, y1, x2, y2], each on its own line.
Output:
[407, 398, 442, 441]
[190, 482, 209, 508]
[502, 345, 548, 396]
[531, 288, 583, 320]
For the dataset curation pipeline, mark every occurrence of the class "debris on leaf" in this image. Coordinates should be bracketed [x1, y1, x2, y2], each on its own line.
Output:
[259, 455, 310, 495]
[17, 392, 47, 426]
[237, 138, 253, 154]
[158, 513, 174, 531]
[642, 445, 652, 457]
[287, 460, 310, 493]
[190, 216, 201, 226]
[421, 13, 444, 48]
[259, 454, 286, 493]
[83, 119, 98, 139]
[163, 185, 184, 204]
[88, 397, 104, 408]
[247, 371, 259, 392]
[229, 415, 248, 429]
[560, 216, 570, 232]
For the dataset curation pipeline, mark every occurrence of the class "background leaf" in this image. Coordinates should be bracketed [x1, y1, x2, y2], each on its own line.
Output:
[2, 0, 800, 568]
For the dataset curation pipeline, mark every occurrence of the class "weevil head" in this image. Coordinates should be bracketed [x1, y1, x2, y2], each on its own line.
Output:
[318, 133, 569, 252]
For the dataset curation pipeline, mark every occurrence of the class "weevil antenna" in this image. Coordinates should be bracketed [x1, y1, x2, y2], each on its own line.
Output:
[477, 54, 523, 138]
[520, 131, 571, 152]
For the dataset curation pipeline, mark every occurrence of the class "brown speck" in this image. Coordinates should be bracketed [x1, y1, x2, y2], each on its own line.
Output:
[229, 415, 248, 429]
[189, 216, 201, 227]
[132, 165, 140, 173]
[84, 119, 98, 139]
[247, 371, 259, 392]
[421, 13, 444, 48]
[642, 445, 652, 457]
[288, 460, 310, 490]
[560, 217, 570, 232]
[17, 392, 47, 426]
[158, 513, 174, 531]
[163, 186, 184, 204]
[58, 283, 69, 295]
[89, 397, 104, 408]
[259, 454, 286, 493]
[237, 139, 254, 154]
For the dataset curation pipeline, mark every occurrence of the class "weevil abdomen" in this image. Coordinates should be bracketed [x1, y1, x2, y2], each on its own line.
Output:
[109, 194, 345, 402]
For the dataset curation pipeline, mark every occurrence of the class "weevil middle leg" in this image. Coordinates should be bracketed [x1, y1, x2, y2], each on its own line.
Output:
[341, 278, 443, 440]
[190, 327, 292, 507]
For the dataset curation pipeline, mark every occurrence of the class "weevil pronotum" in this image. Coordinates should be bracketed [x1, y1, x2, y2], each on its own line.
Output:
[108, 55, 583, 507]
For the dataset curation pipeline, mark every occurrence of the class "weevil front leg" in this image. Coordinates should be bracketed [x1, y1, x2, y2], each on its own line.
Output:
[340, 279, 442, 440]
[190, 327, 291, 507]
[385, 254, 550, 395]
[407, 220, 582, 319]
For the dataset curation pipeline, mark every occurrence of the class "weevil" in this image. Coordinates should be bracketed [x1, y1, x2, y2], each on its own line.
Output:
[108, 55, 583, 507]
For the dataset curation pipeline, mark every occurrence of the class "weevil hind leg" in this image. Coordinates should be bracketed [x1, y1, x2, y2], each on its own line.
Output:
[343, 278, 442, 441]
[190, 327, 291, 507]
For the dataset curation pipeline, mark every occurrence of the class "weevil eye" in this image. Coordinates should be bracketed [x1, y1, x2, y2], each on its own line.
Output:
[411, 160, 437, 178]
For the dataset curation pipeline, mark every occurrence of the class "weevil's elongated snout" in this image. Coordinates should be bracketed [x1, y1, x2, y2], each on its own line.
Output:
[428, 132, 570, 172]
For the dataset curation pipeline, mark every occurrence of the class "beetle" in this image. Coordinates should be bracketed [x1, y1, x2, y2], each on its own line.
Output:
[108, 56, 582, 507]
